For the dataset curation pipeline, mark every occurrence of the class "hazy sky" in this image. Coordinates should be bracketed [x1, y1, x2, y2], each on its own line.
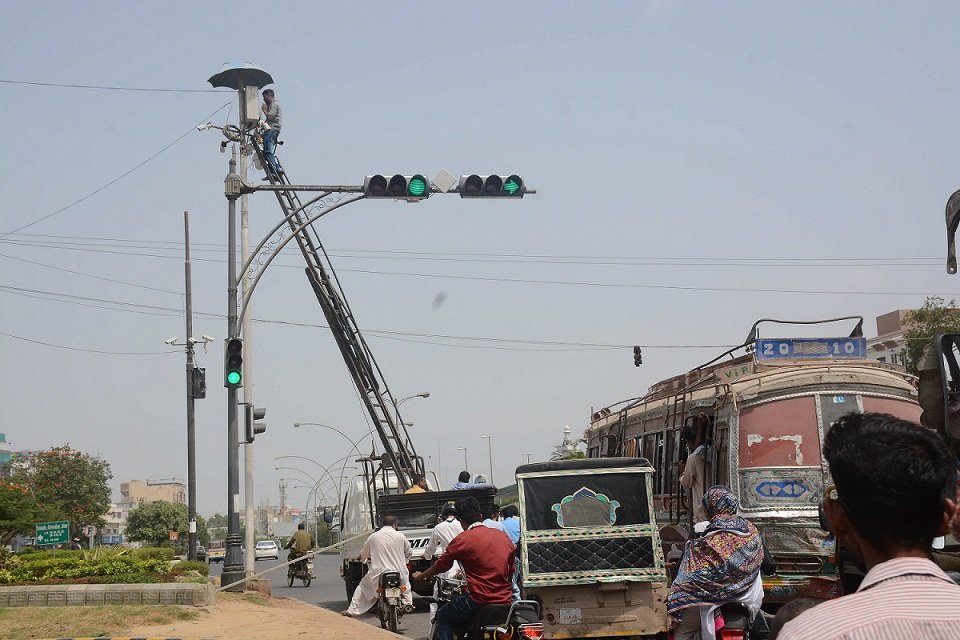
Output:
[2, 2, 958, 519]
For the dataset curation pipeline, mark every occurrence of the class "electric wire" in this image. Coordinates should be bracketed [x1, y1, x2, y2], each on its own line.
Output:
[0, 101, 232, 238]
[0, 331, 178, 355]
[1, 241, 950, 295]
[0, 79, 226, 93]
[0, 252, 181, 295]
[0, 285, 731, 351]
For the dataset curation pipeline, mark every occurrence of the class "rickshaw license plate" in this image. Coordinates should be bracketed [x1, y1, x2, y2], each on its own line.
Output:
[385, 587, 401, 599]
[558, 608, 582, 625]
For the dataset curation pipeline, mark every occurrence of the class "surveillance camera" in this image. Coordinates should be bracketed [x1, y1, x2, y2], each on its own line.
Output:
[220, 141, 228, 153]
[197, 122, 211, 132]
[187, 337, 198, 345]
[201, 334, 215, 342]
[164, 337, 178, 345]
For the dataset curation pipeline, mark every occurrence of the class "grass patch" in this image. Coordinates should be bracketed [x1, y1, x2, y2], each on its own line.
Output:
[0, 604, 200, 639]
[238, 592, 272, 607]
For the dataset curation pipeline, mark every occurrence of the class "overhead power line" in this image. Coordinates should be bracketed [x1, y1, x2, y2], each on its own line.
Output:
[0, 285, 733, 352]
[0, 331, 178, 355]
[0, 79, 226, 93]
[0, 101, 232, 238]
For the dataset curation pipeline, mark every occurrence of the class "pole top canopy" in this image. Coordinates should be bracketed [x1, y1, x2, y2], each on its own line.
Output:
[208, 62, 274, 90]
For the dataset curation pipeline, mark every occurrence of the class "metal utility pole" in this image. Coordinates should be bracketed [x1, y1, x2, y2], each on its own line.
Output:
[222, 146, 244, 592]
[184, 211, 198, 562]
[482, 435, 494, 484]
[240, 142, 256, 577]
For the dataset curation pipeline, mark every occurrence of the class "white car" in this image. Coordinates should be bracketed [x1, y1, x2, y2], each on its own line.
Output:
[254, 540, 279, 560]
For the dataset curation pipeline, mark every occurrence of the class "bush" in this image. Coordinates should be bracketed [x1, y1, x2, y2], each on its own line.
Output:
[15, 547, 36, 555]
[0, 553, 170, 584]
[132, 547, 176, 561]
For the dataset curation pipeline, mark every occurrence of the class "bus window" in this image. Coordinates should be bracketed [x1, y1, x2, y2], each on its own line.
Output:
[819, 394, 860, 438]
[738, 397, 821, 468]
[713, 424, 730, 486]
[643, 432, 664, 492]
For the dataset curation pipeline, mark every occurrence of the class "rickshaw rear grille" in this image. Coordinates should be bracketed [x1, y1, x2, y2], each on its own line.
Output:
[527, 537, 655, 574]
[775, 556, 824, 574]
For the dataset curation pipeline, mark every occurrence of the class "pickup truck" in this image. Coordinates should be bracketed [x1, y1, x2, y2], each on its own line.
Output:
[207, 543, 225, 564]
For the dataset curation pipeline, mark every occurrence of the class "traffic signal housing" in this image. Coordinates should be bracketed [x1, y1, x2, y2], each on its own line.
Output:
[363, 174, 431, 201]
[458, 174, 525, 198]
[224, 338, 243, 388]
[633, 346, 643, 367]
[244, 404, 266, 443]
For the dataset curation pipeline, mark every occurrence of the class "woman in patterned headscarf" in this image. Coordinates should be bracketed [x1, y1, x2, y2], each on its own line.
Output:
[667, 485, 764, 640]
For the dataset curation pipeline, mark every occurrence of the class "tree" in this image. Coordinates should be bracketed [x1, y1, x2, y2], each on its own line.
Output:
[207, 513, 227, 529]
[0, 480, 46, 547]
[903, 297, 960, 375]
[11, 445, 112, 537]
[125, 501, 209, 547]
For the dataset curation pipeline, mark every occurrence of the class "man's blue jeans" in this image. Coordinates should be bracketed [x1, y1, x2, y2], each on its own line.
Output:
[436, 593, 482, 640]
[263, 129, 280, 175]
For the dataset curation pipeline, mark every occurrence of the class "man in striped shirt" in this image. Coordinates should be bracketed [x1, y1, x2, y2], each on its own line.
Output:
[779, 412, 960, 640]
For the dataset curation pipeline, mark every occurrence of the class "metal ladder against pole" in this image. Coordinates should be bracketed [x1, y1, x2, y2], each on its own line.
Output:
[251, 147, 421, 490]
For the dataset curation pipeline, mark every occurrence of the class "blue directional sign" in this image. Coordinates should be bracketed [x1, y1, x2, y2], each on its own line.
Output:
[756, 337, 866, 361]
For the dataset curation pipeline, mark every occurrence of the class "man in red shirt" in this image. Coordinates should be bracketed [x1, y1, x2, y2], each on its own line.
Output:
[413, 497, 515, 640]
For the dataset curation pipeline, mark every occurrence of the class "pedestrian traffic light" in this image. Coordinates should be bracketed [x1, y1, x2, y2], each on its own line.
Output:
[363, 174, 431, 201]
[634, 346, 643, 367]
[224, 338, 243, 388]
[244, 404, 266, 443]
[458, 175, 525, 198]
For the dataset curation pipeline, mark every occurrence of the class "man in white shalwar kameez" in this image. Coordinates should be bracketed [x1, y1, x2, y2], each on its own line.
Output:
[343, 515, 413, 616]
[423, 503, 464, 618]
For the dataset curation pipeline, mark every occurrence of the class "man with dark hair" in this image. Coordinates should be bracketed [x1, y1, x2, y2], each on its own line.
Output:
[451, 470, 494, 491]
[404, 473, 429, 494]
[413, 497, 515, 640]
[423, 502, 464, 619]
[343, 514, 413, 617]
[499, 504, 522, 601]
[677, 423, 707, 523]
[481, 502, 506, 533]
[779, 412, 960, 639]
[260, 88, 282, 179]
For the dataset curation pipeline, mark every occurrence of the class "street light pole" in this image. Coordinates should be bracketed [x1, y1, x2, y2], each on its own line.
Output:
[222, 146, 244, 592]
[482, 435, 493, 484]
[240, 141, 257, 578]
[184, 211, 198, 562]
[458, 447, 468, 473]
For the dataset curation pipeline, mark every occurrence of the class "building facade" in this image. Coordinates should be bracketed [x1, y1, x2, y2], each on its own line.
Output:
[119, 478, 186, 506]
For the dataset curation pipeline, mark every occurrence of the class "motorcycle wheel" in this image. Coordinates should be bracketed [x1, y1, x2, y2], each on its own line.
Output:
[387, 603, 399, 633]
[303, 576, 312, 587]
[287, 573, 294, 588]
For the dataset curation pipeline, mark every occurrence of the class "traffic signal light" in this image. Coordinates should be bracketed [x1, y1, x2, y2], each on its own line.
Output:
[244, 404, 266, 443]
[458, 174, 525, 198]
[224, 338, 243, 388]
[191, 367, 207, 399]
[363, 174, 431, 201]
[633, 346, 643, 367]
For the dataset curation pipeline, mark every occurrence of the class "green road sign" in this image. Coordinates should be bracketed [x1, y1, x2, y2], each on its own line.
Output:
[36, 520, 70, 546]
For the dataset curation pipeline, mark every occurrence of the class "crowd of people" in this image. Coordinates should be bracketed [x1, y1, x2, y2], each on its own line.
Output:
[296, 410, 960, 640]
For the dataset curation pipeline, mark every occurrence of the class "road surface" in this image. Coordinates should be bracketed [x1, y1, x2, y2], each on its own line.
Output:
[210, 553, 432, 639]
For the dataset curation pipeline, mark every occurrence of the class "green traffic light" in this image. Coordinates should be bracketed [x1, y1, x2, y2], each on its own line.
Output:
[408, 176, 427, 197]
[226, 370, 242, 385]
[503, 179, 520, 195]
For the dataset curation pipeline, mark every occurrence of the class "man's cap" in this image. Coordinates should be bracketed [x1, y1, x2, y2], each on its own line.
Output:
[262, 89, 274, 96]
[441, 501, 457, 516]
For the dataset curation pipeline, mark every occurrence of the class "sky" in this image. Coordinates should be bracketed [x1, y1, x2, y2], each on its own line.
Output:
[2, 2, 958, 520]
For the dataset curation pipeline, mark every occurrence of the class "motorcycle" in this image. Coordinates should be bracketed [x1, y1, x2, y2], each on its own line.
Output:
[425, 575, 544, 640]
[376, 570, 409, 633]
[287, 553, 313, 588]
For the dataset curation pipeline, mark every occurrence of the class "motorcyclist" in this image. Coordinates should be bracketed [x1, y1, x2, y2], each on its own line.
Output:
[413, 497, 514, 640]
[285, 522, 314, 569]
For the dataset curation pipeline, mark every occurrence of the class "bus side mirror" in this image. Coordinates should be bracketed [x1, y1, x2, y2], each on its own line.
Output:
[918, 334, 960, 439]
